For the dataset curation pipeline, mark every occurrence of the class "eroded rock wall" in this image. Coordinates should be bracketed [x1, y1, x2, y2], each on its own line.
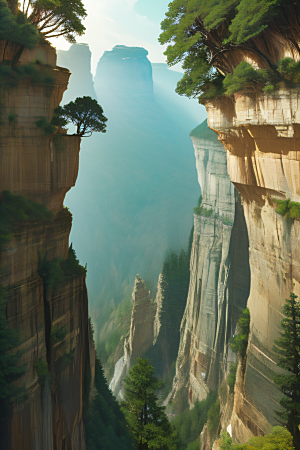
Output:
[206, 89, 300, 442]
[171, 122, 250, 409]
[0, 43, 93, 450]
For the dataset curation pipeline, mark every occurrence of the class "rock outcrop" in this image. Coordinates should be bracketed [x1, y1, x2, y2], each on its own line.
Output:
[170, 120, 250, 412]
[109, 275, 156, 397]
[205, 90, 300, 442]
[0, 42, 94, 450]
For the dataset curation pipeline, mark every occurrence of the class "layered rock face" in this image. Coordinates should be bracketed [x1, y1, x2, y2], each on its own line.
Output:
[110, 275, 156, 397]
[206, 90, 300, 442]
[0, 43, 93, 450]
[171, 121, 250, 408]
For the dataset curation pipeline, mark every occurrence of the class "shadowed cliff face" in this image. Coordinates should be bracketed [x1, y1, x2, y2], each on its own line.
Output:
[62, 44, 200, 310]
[170, 121, 250, 410]
[206, 90, 300, 442]
[0, 43, 94, 450]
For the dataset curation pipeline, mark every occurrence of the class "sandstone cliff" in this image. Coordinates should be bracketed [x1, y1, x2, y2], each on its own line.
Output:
[170, 121, 250, 413]
[0, 42, 94, 450]
[205, 90, 300, 442]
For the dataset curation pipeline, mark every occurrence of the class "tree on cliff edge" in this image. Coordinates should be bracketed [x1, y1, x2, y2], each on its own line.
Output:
[52, 96, 108, 137]
[274, 293, 300, 450]
[121, 358, 180, 450]
[159, 0, 300, 99]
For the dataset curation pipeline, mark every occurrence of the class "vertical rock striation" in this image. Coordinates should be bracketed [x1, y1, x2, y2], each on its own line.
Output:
[109, 275, 156, 398]
[0, 42, 94, 450]
[171, 120, 250, 410]
[206, 90, 300, 442]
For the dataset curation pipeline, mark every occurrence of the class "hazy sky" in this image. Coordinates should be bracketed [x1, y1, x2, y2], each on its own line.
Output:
[51, 0, 171, 74]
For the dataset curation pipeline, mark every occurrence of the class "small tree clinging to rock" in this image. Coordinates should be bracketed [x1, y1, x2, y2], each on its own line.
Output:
[274, 293, 300, 450]
[52, 96, 108, 137]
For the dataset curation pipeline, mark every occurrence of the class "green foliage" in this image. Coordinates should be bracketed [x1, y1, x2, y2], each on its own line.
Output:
[223, 61, 272, 96]
[273, 293, 300, 448]
[85, 358, 134, 450]
[51, 325, 67, 346]
[194, 205, 213, 217]
[39, 244, 86, 290]
[274, 199, 300, 220]
[277, 58, 300, 83]
[219, 427, 294, 450]
[121, 358, 180, 450]
[97, 286, 133, 378]
[230, 308, 250, 359]
[36, 117, 56, 135]
[0, 285, 25, 402]
[221, 215, 234, 226]
[0, 62, 55, 88]
[52, 96, 108, 137]
[0, 1, 38, 51]
[22, 0, 87, 43]
[34, 357, 48, 383]
[227, 362, 237, 394]
[8, 112, 17, 123]
[0, 190, 53, 250]
[207, 399, 220, 438]
[173, 391, 217, 449]
[159, 0, 300, 100]
[144, 248, 191, 384]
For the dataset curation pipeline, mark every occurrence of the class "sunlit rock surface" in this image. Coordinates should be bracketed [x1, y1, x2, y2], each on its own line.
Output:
[206, 90, 300, 441]
[171, 120, 250, 413]
[0, 42, 94, 450]
[110, 274, 155, 398]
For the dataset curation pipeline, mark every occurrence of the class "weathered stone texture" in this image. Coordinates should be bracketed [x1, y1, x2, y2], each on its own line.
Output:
[0, 42, 93, 450]
[206, 90, 300, 441]
[171, 126, 249, 409]
[109, 275, 156, 398]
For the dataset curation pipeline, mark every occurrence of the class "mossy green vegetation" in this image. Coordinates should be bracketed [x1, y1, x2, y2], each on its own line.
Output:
[274, 199, 300, 220]
[190, 119, 217, 141]
[50, 325, 67, 346]
[230, 308, 250, 359]
[0, 284, 26, 429]
[172, 391, 218, 449]
[0, 62, 55, 88]
[34, 357, 49, 384]
[159, 1, 300, 101]
[227, 362, 238, 394]
[219, 427, 294, 450]
[207, 398, 220, 438]
[85, 358, 134, 450]
[36, 117, 56, 135]
[0, 190, 53, 250]
[194, 196, 213, 217]
[39, 244, 86, 290]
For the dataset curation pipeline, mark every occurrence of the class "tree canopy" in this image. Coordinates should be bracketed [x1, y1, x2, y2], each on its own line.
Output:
[0, 1, 38, 51]
[85, 359, 134, 450]
[273, 293, 300, 449]
[52, 96, 108, 137]
[159, 0, 300, 99]
[220, 427, 294, 450]
[121, 358, 180, 450]
[18, 0, 86, 42]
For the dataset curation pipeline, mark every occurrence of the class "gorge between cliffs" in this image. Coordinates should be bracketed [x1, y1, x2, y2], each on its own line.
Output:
[2, 1, 300, 449]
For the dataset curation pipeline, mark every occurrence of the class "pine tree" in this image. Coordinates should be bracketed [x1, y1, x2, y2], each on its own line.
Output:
[121, 358, 180, 450]
[274, 293, 300, 450]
